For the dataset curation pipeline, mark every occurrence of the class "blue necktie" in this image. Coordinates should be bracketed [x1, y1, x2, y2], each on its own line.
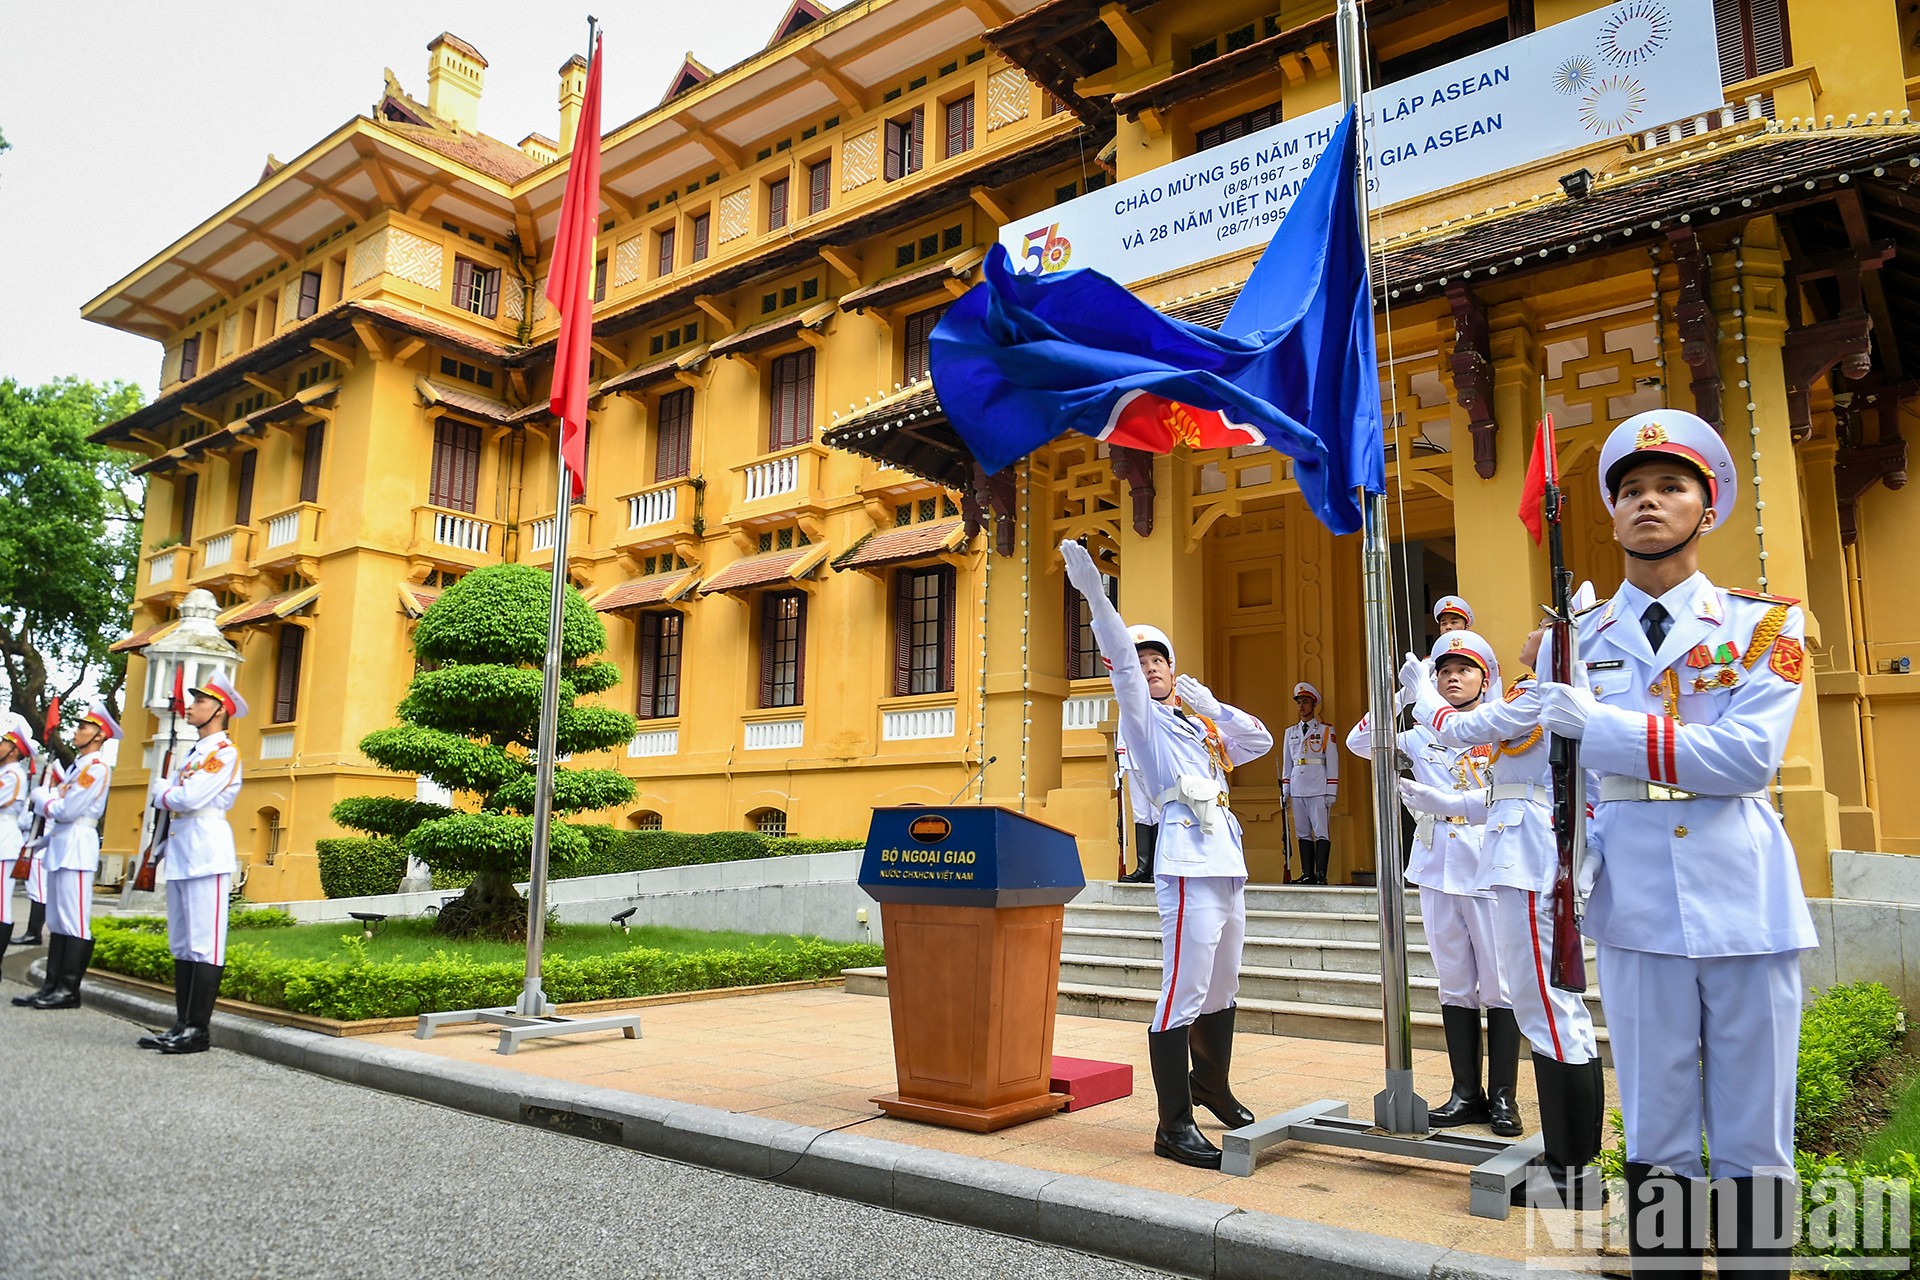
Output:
[1642, 603, 1672, 653]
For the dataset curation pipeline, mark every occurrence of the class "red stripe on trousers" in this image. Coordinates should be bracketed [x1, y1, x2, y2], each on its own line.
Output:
[1527, 890, 1567, 1061]
[214, 875, 227, 964]
[1160, 878, 1186, 1031]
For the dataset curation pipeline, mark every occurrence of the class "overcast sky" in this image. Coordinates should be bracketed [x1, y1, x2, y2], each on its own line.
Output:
[0, 0, 801, 396]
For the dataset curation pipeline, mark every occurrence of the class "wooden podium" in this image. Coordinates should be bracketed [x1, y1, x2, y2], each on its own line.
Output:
[859, 806, 1086, 1132]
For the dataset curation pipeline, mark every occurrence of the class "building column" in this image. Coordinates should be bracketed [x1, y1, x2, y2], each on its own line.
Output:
[1708, 220, 1840, 890]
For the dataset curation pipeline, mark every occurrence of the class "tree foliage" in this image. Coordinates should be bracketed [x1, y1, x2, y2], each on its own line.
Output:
[0, 378, 146, 749]
[331, 564, 637, 937]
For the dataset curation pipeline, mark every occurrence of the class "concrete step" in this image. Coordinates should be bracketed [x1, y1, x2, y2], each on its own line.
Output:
[1064, 926, 1445, 978]
[1067, 902, 1432, 946]
[1081, 881, 1426, 918]
[842, 968, 1612, 1060]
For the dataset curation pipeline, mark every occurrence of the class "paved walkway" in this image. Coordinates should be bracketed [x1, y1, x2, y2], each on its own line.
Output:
[360, 985, 1619, 1264]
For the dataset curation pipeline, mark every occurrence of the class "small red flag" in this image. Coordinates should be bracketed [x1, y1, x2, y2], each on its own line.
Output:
[41, 696, 61, 740]
[170, 662, 187, 716]
[1518, 414, 1556, 545]
[546, 35, 605, 500]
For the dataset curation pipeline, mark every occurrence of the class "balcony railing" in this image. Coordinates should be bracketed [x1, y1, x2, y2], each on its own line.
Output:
[1063, 694, 1112, 731]
[409, 504, 504, 568]
[724, 443, 830, 527]
[743, 718, 804, 750]
[529, 515, 557, 552]
[256, 502, 323, 567]
[519, 507, 595, 565]
[744, 454, 799, 503]
[190, 525, 255, 586]
[628, 483, 678, 529]
[138, 544, 192, 603]
[613, 479, 700, 557]
[882, 705, 956, 741]
[148, 548, 180, 585]
[1639, 93, 1768, 149]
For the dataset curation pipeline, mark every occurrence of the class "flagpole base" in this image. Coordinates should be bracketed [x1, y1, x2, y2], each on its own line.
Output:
[415, 1006, 641, 1056]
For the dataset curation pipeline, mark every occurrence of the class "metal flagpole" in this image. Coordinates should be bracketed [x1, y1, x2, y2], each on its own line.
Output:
[1337, 0, 1423, 1137]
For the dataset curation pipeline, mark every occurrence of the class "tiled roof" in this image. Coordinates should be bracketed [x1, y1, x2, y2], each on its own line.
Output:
[601, 347, 707, 395]
[218, 584, 320, 629]
[379, 121, 541, 184]
[109, 620, 181, 654]
[701, 543, 830, 594]
[353, 300, 517, 360]
[833, 519, 969, 570]
[416, 377, 548, 425]
[590, 570, 701, 613]
[840, 249, 984, 313]
[708, 301, 836, 358]
[398, 584, 441, 618]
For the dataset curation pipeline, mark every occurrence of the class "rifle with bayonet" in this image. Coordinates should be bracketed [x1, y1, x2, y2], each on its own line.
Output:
[1539, 404, 1589, 994]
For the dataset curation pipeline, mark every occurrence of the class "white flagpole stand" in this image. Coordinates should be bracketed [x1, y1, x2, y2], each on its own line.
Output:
[415, 21, 639, 1057]
[1220, 0, 1549, 1217]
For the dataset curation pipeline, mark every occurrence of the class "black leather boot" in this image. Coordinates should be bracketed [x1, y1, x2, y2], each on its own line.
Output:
[0, 922, 10, 973]
[1147, 1027, 1221, 1168]
[30, 935, 92, 1010]
[1314, 839, 1332, 884]
[1188, 1006, 1256, 1129]
[138, 959, 193, 1050]
[1716, 1175, 1795, 1280]
[15, 932, 65, 1006]
[1120, 824, 1157, 883]
[16, 900, 44, 947]
[1428, 1004, 1491, 1126]
[161, 962, 223, 1055]
[1624, 1162, 1705, 1280]
[1295, 839, 1316, 883]
[1485, 1007, 1524, 1137]
[1514, 1052, 1606, 1207]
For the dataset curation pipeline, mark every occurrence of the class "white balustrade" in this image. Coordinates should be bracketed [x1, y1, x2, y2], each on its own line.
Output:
[743, 454, 799, 503]
[264, 510, 301, 549]
[627, 486, 677, 529]
[528, 516, 556, 552]
[433, 511, 491, 553]
[148, 550, 177, 583]
[258, 730, 294, 760]
[627, 728, 679, 757]
[1062, 694, 1112, 731]
[744, 718, 804, 750]
[883, 706, 956, 741]
[201, 532, 233, 568]
[1640, 94, 1769, 148]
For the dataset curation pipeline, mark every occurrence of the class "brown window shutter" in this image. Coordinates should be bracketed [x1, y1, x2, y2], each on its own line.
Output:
[909, 108, 924, 172]
[298, 271, 322, 318]
[637, 613, 659, 718]
[273, 625, 305, 723]
[768, 178, 788, 231]
[792, 592, 808, 705]
[453, 258, 475, 308]
[594, 257, 608, 303]
[939, 564, 956, 693]
[235, 450, 257, 525]
[480, 268, 500, 318]
[759, 595, 777, 708]
[1064, 577, 1082, 679]
[660, 613, 682, 716]
[179, 337, 200, 380]
[884, 120, 903, 181]
[179, 474, 198, 542]
[300, 422, 325, 502]
[692, 214, 710, 262]
[893, 570, 914, 696]
[809, 160, 830, 214]
[794, 349, 814, 443]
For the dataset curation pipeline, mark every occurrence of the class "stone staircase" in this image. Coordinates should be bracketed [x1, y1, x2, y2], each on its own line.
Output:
[846, 880, 1607, 1054]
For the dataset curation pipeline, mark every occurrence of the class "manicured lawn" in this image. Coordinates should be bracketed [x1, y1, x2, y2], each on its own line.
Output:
[1856, 1065, 1920, 1167]
[239, 917, 831, 965]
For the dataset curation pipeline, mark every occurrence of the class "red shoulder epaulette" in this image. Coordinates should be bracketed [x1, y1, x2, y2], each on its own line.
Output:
[1502, 680, 1532, 702]
[1725, 586, 1801, 606]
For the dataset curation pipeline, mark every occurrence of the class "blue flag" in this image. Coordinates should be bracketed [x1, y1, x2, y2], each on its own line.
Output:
[930, 106, 1385, 535]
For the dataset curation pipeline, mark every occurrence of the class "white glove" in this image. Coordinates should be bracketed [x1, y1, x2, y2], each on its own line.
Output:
[1576, 848, 1603, 899]
[1538, 681, 1596, 739]
[1397, 777, 1468, 819]
[1059, 538, 1103, 598]
[1174, 674, 1222, 719]
[1398, 650, 1440, 719]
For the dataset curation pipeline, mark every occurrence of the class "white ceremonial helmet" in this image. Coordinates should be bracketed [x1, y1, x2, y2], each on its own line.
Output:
[1127, 624, 1174, 670]
[190, 671, 250, 721]
[1599, 409, 1737, 521]
[1432, 595, 1474, 627]
[1292, 682, 1320, 703]
[78, 704, 122, 741]
[1430, 628, 1502, 700]
[1, 713, 35, 761]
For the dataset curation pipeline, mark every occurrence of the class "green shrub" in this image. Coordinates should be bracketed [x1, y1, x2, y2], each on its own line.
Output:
[764, 836, 865, 857]
[230, 906, 296, 930]
[90, 917, 882, 1021]
[315, 837, 408, 899]
[1798, 981, 1906, 1137]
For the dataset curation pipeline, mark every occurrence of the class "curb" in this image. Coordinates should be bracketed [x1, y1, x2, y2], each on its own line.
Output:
[79, 976, 1584, 1280]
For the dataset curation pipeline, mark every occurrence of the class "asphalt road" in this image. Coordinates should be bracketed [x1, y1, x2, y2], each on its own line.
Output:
[0, 963, 1168, 1280]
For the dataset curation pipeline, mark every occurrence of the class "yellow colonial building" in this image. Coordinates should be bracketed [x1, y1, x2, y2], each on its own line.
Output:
[84, 0, 1920, 904]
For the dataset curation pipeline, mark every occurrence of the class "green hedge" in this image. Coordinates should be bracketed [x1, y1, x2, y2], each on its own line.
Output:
[1798, 980, 1905, 1137]
[315, 838, 408, 899]
[90, 918, 881, 1021]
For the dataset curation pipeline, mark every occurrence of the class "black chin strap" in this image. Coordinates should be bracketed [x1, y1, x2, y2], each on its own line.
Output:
[1624, 511, 1708, 561]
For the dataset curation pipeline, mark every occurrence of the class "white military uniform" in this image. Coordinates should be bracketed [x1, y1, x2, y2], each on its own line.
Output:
[154, 730, 243, 965]
[1345, 714, 1508, 1012]
[0, 754, 28, 930]
[1420, 679, 1597, 1064]
[21, 758, 57, 907]
[1280, 711, 1338, 840]
[33, 751, 111, 940]
[1566, 573, 1815, 1177]
[1081, 596, 1271, 1031]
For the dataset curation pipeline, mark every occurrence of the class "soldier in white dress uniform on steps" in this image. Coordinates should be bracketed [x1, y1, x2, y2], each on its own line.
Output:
[1347, 634, 1520, 1137]
[1061, 538, 1274, 1171]
[1279, 683, 1338, 884]
[17, 706, 117, 1011]
[1533, 409, 1816, 1279]
[140, 672, 247, 1056]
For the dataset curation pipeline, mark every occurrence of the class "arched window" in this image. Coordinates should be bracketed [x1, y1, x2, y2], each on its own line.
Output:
[750, 808, 788, 838]
[260, 808, 283, 865]
[632, 811, 663, 832]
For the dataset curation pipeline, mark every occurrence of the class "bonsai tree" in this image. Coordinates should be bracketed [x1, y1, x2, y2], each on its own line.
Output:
[332, 564, 637, 937]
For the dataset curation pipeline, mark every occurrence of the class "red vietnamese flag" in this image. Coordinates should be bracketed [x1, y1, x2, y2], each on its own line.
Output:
[42, 695, 61, 742]
[1518, 412, 1556, 545]
[170, 661, 187, 716]
[545, 35, 605, 499]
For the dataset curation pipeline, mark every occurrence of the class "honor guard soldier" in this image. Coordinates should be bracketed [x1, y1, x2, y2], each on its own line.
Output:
[0, 715, 34, 967]
[17, 705, 117, 1010]
[1402, 632, 1602, 1196]
[15, 755, 53, 950]
[1535, 410, 1816, 1278]
[1348, 634, 1518, 1135]
[142, 672, 246, 1055]
[1280, 683, 1338, 883]
[1061, 539, 1274, 1169]
[1434, 595, 1474, 636]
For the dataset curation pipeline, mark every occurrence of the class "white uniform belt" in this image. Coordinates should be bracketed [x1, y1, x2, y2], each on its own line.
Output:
[172, 808, 216, 820]
[1490, 782, 1550, 805]
[1597, 777, 1764, 803]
